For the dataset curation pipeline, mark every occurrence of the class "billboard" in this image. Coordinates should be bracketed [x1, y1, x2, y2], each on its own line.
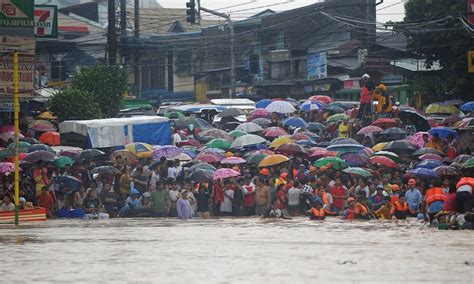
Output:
[0, 54, 35, 97]
[307, 52, 327, 80]
[34, 5, 58, 38]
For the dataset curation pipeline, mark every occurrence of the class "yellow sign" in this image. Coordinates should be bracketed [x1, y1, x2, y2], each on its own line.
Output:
[469, 51, 474, 73]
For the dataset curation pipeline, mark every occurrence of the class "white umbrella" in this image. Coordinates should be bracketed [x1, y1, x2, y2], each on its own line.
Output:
[235, 122, 263, 133]
[265, 101, 296, 114]
[231, 134, 267, 148]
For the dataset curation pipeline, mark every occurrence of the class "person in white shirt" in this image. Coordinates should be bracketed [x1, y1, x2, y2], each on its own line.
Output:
[287, 180, 302, 216]
[172, 129, 182, 146]
[220, 180, 234, 216]
[0, 195, 15, 211]
[167, 161, 177, 180]
[354, 178, 370, 198]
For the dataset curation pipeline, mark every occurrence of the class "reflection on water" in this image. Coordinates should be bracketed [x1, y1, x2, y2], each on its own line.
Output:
[0, 218, 473, 283]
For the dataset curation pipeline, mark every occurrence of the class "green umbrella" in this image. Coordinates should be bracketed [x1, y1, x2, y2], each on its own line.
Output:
[0, 148, 13, 159]
[205, 138, 232, 150]
[343, 167, 373, 177]
[228, 130, 247, 138]
[165, 111, 185, 120]
[314, 157, 347, 169]
[371, 151, 402, 164]
[54, 156, 74, 168]
[463, 157, 474, 169]
[7, 141, 30, 153]
[246, 153, 268, 165]
[326, 113, 349, 123]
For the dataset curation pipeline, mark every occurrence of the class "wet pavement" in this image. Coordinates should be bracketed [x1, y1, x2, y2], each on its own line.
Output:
[0, 218, 473, 283]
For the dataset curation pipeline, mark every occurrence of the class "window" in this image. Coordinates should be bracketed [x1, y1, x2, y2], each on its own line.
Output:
[140, 58, 165, 91]
[50, 60, 67, 81]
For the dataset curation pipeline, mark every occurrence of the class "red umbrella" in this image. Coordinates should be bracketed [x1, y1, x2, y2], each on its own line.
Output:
[309, 148, 337, 159]
[310, 95, 333, 104]
[357, 125, 383, 135]
[263, 127, 288, 138]
[291, 133, 310, 141]
[196, 153, 222, 163]
[39, 132, 61, 146]
[6, 153, 27, 163]
[276, 143, 308, 155]
[371, 118, 398, 129]
[419, 153, 443, 161]
[370, 156, 397, 168]
[248, 109, 272, 121]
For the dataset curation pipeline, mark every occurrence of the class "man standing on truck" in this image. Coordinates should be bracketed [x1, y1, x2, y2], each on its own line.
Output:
[358, 74, 374, 122]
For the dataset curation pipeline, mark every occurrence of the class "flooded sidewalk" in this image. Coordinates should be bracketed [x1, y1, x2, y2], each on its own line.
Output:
[0, 218, 473, 283]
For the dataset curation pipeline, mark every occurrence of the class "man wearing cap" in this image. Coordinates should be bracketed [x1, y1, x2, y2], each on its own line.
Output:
[405, 179, 422, 215]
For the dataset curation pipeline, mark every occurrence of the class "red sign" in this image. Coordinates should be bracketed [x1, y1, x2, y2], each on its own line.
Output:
[469, 0, 474, 26]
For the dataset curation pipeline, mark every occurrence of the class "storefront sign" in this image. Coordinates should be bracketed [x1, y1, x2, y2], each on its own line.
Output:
[364, 57, 391, 72]
[307, 52, 327, 80]
[0, 54, 35, 97]
[34, 5, 58, 38]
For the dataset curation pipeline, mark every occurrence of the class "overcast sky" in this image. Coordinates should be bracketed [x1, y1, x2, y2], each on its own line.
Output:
[158, 0, 406, 23]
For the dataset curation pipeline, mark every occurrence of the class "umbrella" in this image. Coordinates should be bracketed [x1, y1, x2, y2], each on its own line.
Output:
[5, 153, 27, 163]
[309, 148, 337, 159]
[28, 144, 54, 153]
[428, 127, 457, 138]
[270, 136, 294, 149]
[0, 131, 24, 142]
[408, 168, 439, 179]
[285, 98, 299, 107]
[228, 130, 247, 138]
[372, 142, 387, 152]
[314, 157, 347, 169]
[75, 149, 106, 162]
[327, 144, 365, 154]
[310, 95, 333, 104]
[461, 101, 474, 113]
[410, 132, 431, 148]
[307, 122, 326, 133]
[21, 137, 39, 144]
[371, 151, 401, 164]
[248, 109, 272, 120]
[434, 166, 459, 177]
[0, 162, 15, 174]
[382, 140, 418, 155]
[340, 152, 369, 167]
[412, 148, 445, 156]
[30, 124, 57, 132]
[282, 117, 308, 128]
[177, 139, 203, 149]
[39, 132, 60, 146]
[28, 119, 54, 128]
[53, 156, 74, 168]
[217, 108, 245, 118]
[125, 142, 153, 158]
[419, 153, 443, 161]
[258, 154, 289, 167]
[54, 175, 82, 191]
[291, 133, 310, 141]
[265, 101, 296, 114]
[189, 163, 216, 173]
[198, 129, 234, 141]
[426, 103, 459, 115]
[462, 157, 474, 169]
[7, 141, 30, 153]
[37, 111, 57, 120]
[221, 121, 241, 131]
[256, 99, 273, 109]
[91, 166, 119, 175]
[263, 127, 288, 138]
[330, 137, 360, 145]
[195, 153, 222, 163]
[416, 160, 443, 170]
[190, 169, 214, 183]
[398, 110, 431, 132]
[357, 126, 383, 135]
[236, 122, 263, 133]
[323, 105, 345, 115]
[169, 153, 192, 162]
[251, 118, 272, 127]
[246, 153, 268, 165]
[380, 127, 407, 139]
[326, 113, 349, 123]
[205, 139, 232, 150]
[343, 167, 373, 178]
[213, 168, 241, 180]
[371, 118, 398, 129]
[221, 157, 247, 164]
[300, 100, 322, 112]
[111, 150, 136, 162]
[201, 147, 226, 156]
[24, 150, 56, 163]
[453, 154, 472, 163]
[231, 134, 267, 149]
[369, 156, 397, 168]
[152, 145, 182, 159]
[276, 143, 307, 155]
[165, 111, 186, 120]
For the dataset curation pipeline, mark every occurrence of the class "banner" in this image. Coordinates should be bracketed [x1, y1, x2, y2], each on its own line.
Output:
[0, 54, 35, 97]
[307, 52, 327, 80]
[34, 5, 58, 38]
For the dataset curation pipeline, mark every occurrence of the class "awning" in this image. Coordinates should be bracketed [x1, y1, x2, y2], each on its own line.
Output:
[32, 88, 58, 102]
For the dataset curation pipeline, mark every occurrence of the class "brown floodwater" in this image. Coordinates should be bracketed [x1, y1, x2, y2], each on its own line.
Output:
[0, 218, 473, 283]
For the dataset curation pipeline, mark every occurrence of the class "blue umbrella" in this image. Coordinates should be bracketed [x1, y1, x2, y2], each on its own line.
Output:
[54, 175, 82, 191]
[300, 100, 323, 112]
[182, 149, 197, 158]
[415, 159, 444, 170]
[428, 127, 457, 138]
[256, 99, 273, 109]
[408, 168, 439, 179]
[327, 143, 365, 154]
[282, 117, 308, 128]
[461, 101, 474, 113]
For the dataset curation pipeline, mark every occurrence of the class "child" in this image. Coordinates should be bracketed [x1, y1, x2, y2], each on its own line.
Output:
[307, 200, 325, 220]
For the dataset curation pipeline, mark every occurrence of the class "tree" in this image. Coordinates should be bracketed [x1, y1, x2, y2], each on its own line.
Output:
[49, 88, 101, 121]
[401, 0, 474, 99]
[72, 65, 127, 118]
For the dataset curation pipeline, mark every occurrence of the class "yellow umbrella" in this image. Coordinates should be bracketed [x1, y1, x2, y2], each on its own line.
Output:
[124, 142, 153, 158]
[372, 142, 387, 152]
[426, 103, 459, 115]
[111, 149, 137, 163]
[258, 154, 290, 167]
[270, 135, 294, 148]
[37, 111, 57, 120]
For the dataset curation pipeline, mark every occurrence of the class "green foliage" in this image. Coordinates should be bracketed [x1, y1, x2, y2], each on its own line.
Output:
[49, 88, 101, 121]
[72, 65, 127, 118]
[402, 0, 474, 98]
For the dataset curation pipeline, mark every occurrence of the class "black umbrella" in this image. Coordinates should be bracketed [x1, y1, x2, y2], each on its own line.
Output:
[75, 149, 106, 162]
[54, 175, 82, 191]
[379, 127, 407, 140]
[189, 169, 213, 183]
[382, 140, 418, 155]
[399, 110, 430, 132]
[24, 150, 56, 163]
[222, 122, 241, 131]
[307, 122, 326, 133]
[217, 108, 245, 118]
[91, 166, 119, 175]
[412, 147, 445, 156]
[183, 160, 201, 168]
[29, 144, 55, 153]
[323, 105, 345, 114]
[251, 118, 271, 127]
[330, 137, 360, 145]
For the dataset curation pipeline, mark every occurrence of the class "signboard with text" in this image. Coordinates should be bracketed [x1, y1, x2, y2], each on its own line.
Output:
[364, 57, 391, 72]
[34, 5, 58, 38]
[0, 0, 34, 36]
[0, 54, 34, 97]
[307, 52, 327, 80]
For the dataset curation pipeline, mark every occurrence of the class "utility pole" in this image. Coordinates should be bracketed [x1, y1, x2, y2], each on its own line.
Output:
[107, 0, 117, 65]
[134, 0, 141, 98]
[120, 0, 127, 35]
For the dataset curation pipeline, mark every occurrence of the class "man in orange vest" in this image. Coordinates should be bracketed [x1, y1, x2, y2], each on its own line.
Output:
[456, 176, 474, 214]
[307, 200, 325, 220]
[391, 192, 409, 220]
[425, 180, 446, 215]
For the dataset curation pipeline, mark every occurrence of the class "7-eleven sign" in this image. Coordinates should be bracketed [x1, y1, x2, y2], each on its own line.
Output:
[34, 5, 57, 38]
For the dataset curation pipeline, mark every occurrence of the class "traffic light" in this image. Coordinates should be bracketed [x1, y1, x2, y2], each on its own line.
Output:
[186, 0, 196, 24]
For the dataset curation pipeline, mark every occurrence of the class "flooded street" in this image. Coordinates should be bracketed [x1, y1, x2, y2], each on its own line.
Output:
[0, 218, 473, 283]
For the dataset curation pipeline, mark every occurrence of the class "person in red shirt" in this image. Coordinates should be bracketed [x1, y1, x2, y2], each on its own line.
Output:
[38, 186, 54, 217]
[330, 178, 347, 213]
[443, 183, 457, 213]
[357, 74, 374, 121]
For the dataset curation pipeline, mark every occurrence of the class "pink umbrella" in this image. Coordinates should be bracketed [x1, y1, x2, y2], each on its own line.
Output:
[410, 132, 431, 148]
[0, 162, 15, 174]
[419, 153, 443, 161]
[357, 126, 383, 135]
[248, 109, 272, 121]
[309, 149, 337, 158]
[263, 127, 288, 138]
[291, 133, 310, 141]
[221, 157, 247, 164]
[0, 126, 15, 133]
[196, 153, 222, 163]
[0, 131, 24, 142]
[213, 168, 241, 180]
[310, 95, 333, 104]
